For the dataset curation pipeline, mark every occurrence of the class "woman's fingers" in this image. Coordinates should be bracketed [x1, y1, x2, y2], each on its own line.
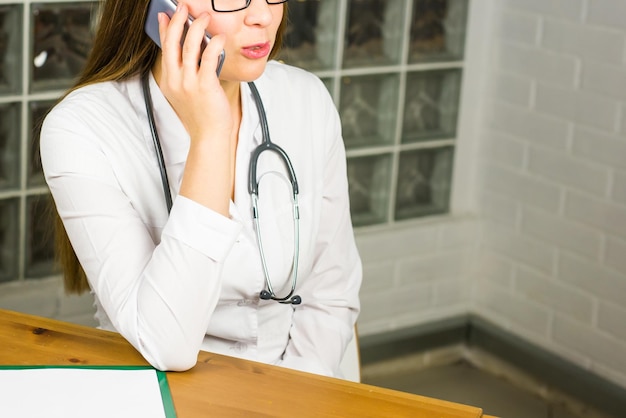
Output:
[181, 13, 211, 79]
[159, 3, 189, 70]
[159, 4, 221, 84]
[154, 2, 231, 138]
[199, 33, 226, 79]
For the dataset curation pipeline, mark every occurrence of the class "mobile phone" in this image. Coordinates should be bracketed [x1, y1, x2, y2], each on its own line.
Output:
[144, 0, 225, 76]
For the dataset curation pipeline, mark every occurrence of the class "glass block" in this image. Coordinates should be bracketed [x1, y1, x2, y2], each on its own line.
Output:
[347, 154, 391, 227]
[343, 0, 405, 68]
[28, 100, 56, 186]
[0, 198, 19, 282]
[26, 194, 59, 278]
[279, 0, 339, 71]
[402, 69, 461, 143]
[0, 5, 23, 94]
[395, 146, 453, 220]
[31, 2, 99, 92]
[340, 74, 399, 149]
[409, 0, 468, 63]
[0, 102, 21, 190]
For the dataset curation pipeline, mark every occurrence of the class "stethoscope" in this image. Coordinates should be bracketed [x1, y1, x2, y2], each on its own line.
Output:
[141, 72, 302, 305]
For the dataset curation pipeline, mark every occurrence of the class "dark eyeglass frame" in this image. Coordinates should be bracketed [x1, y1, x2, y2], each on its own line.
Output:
[211, 0, 288, 13]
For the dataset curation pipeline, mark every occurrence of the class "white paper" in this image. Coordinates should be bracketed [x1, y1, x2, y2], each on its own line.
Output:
[0, 368, 168, 418]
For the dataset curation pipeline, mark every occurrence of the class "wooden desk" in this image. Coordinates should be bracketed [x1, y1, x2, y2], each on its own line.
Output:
[0, 309, 490, 417]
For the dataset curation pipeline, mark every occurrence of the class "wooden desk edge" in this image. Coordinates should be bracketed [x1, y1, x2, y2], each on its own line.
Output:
[0, 309, 488, 417]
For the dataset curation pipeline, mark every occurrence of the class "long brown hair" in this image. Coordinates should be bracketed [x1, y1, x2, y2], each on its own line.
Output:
[55, 0, 289, 294]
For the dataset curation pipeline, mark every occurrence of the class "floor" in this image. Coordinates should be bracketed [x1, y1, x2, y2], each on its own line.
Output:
[361, 358, 617, 418]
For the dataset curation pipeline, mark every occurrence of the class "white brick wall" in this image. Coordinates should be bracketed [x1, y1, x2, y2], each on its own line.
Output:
[587, 0, 626, 30]
[356, 217, 477, 335]
[542, 18, 625, 64]
[0, 277, 97, 327]
[495, 43, 579, 87]
[527, 145, 610, 197]
[475, 0, 626, 389]
[489, 102, 570, 150]
[502, 0, 585, 21]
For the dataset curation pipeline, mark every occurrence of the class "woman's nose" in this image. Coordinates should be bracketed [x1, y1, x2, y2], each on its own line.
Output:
[243, 0, 274, 27]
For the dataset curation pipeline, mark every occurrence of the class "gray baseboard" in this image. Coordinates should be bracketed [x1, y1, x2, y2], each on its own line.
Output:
[359, 315, 626, 417]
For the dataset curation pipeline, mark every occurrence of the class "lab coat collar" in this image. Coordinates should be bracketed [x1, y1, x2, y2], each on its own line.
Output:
[129, 71, 190, 166]
[128, 70, 274, 176]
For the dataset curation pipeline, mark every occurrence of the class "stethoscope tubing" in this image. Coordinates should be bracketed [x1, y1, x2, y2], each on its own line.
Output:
[141, 72, 302, 304]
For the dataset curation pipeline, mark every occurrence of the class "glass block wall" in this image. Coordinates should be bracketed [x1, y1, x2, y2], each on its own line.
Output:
[0, 0, 467, 283]
[0, 1, 100, 283]
[279, 0, 467, 227]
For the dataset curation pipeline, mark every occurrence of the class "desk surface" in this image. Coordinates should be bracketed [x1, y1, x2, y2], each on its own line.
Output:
[0, 309, 491, 417]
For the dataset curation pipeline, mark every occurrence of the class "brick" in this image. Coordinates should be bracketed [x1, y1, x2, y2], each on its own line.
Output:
[358, 282, 431, 327]
[542, 18, 625, 65]
[361, 260, 396, 292]
[496, 43, 578, 87]
[397, 250, 470, 285]
[482, 163, 562, 213]
[598, 301, 626, 341]
[521, 207, 603, 259]
[482, 131, 526, 169]
[59, 312, 98, 327]
[0, 279, 59, 318]
[490, 102, 570, 150]
[439, 218, 480, 249]
[527, 145, 610, 197]
[605, 236, 626, 276]
[558, 252, 626, 306]
[478, 191, 519, 228]
[491, 72, 534, 107]
[553, 315, 626, 376]
[582, 63, 626, 100]
[434, 279, 470, 306]
[57, 290, 96, 318]
[535, 83, 619, 132]
[564, 190, 626, 239]
[475, 286, 551, 336]
[613, 170, 626, 205]
[573, 127, 626, 171]
[475, 250, 515, 288]
[497, 10, 541, 45]
[483, 226, 556, 274]
[355, 224, 439, 263]
[503, 0, 585, 21]
[515, 266, 593, 323]
[587, 0, 626, 30]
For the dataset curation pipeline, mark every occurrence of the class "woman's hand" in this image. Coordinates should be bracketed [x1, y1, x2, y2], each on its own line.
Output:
[156, 3, 235, 216]
[157, 3, 232, 141]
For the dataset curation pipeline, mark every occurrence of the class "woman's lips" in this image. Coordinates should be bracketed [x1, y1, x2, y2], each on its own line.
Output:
[241, 42, 271, 59]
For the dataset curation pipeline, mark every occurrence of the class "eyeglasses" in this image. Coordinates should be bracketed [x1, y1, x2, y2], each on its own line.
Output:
[212, 0, 288, 13]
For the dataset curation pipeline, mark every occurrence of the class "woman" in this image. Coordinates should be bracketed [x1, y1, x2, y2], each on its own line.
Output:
[40, 0, 362, 379]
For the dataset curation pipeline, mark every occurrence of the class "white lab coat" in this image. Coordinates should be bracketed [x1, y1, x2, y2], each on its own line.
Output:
[40, 61, 362, 378]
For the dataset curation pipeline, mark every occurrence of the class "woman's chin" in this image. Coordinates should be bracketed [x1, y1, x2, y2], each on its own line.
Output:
[219, 61, 269, 83]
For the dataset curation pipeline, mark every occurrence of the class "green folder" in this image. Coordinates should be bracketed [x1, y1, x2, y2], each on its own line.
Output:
[0, 365, 176, 417]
